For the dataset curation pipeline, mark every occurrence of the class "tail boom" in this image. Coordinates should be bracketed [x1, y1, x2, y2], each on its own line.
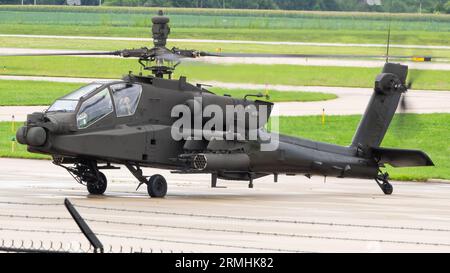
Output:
[351, 63, 408, 152]
[351, 63, 434, 168]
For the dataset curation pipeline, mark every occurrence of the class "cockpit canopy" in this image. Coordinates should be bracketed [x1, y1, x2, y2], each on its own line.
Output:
[47, 82, 143, 129]
[47, 83, 103, 113]
[76, 88, 113, 129]
[110, 83, 142, 118]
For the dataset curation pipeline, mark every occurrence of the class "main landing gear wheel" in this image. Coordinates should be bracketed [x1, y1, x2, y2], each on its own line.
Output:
[375, 173, 393, 195]
[87, 172, 107, 195]
[147, 174, 167, 198]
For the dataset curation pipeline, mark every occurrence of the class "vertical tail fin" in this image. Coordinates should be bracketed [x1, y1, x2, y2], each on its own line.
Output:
[351, 63, 408, 152]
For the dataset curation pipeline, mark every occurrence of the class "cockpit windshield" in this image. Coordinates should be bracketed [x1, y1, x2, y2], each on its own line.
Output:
[77, 88, 113, 129]
[47, 83, 103, 112]
[46, 100, 79, 113]
[62, 83, 103, 100]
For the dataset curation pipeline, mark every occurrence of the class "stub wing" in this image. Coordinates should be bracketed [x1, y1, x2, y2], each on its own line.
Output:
[372, 147, 434, 167]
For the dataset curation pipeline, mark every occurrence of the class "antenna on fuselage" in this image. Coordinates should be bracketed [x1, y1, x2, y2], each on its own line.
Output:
[385, 0, 393, 63]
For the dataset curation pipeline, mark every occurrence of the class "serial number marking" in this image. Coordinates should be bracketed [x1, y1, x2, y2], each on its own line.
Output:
[175, 257, 274, 271]
[219, 257, 274, 268]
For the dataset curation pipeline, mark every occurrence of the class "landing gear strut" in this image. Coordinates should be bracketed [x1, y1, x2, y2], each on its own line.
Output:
[375, 172, 393, 195]
[126, 164, 167, 198]
[55, 160, 108, 195]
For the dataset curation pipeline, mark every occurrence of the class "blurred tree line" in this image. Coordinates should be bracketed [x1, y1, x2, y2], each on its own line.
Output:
[1, 0, 449, 13]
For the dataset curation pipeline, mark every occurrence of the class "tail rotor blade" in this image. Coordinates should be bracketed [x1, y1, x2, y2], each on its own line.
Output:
[400, 95, 408, 112]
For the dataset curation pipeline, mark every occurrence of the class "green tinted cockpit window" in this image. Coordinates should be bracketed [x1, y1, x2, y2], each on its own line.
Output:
[47, 83, 104, 113]
[76, 88, 113, 129]
[63, 83, 103, 100]
[47, 100, 78, 112]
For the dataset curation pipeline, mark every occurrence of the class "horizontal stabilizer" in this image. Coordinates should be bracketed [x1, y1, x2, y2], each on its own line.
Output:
[372, 147, 434, 167]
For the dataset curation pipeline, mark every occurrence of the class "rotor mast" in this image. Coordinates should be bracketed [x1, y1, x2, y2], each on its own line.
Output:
[149, 10, 174, 79]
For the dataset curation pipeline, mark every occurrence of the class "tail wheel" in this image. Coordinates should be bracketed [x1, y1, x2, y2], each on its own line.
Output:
[147, 174, 167, 198]
[381, 182, 393, 195]
[87, 172, 107, 195]
[375, 172, 393, 195]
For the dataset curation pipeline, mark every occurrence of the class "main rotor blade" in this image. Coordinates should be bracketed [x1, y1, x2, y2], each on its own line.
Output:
[0, 48, 156, 59]
[0, 51, 122, 57]
[198, 52, 435, 62]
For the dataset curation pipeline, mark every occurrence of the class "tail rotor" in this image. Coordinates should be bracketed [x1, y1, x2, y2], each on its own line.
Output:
[399, 80, 412, 113]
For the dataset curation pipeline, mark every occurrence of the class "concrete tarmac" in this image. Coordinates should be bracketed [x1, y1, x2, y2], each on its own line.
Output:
[0, 158, 449, 253]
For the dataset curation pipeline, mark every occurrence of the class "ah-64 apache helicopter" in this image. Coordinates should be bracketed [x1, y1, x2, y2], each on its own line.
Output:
[6, 11, 434, 198]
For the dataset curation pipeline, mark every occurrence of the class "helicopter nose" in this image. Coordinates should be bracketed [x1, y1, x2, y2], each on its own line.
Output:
[16, 126, 47, 146]
[16, 126, 27, 145]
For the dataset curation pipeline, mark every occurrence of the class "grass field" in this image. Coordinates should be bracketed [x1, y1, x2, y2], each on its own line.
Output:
[210, 88, 336, 102]
[275, 113, 449, 181]
[0, 80, 84, 106]
[0, 121, 48, 159]
[0, 80, 336, 106]
[2, 25, 449, 46]
[0, 57, 448, 90]
[1, 7, 448, 30]
[1, 113, 448, 180]
[1, 5, 448, 20]
[2, 37, 449, 60]
[0, 6, 449, 45]
[0, 10, 448, 31]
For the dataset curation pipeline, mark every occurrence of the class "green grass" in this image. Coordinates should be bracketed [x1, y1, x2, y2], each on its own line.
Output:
[2, 24, 449, 46]
[0, 6, 449, 45]
[274, 114, 450, 181]
[0, 121, 48, 159]
[210, 88, 336, 102]
[0, 57, 448, 90]
[178, 65, 447, 90]
[0, 80, 84, 106]
[1, 36, 449, 60]
[0, 11, 448, 31]
[1, 5, 449, 20]
[0, 80, 336, 106]
[2, 114, 448, 180]
[0, 7, 449, 30]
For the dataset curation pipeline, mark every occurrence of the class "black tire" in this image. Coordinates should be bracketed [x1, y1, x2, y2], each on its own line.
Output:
[382, 182, 393, 195]
[147, 174, 167, 198]
[87, 172, 107, 195]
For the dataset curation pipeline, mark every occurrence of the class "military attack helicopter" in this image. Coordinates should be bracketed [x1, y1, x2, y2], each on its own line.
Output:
[7, 11, 434, 198]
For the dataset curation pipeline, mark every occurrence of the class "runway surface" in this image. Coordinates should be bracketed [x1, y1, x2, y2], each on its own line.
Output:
[1, 47, 449, 70]
[0, 158, 449, 253]
[1, 76, 449, 121]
